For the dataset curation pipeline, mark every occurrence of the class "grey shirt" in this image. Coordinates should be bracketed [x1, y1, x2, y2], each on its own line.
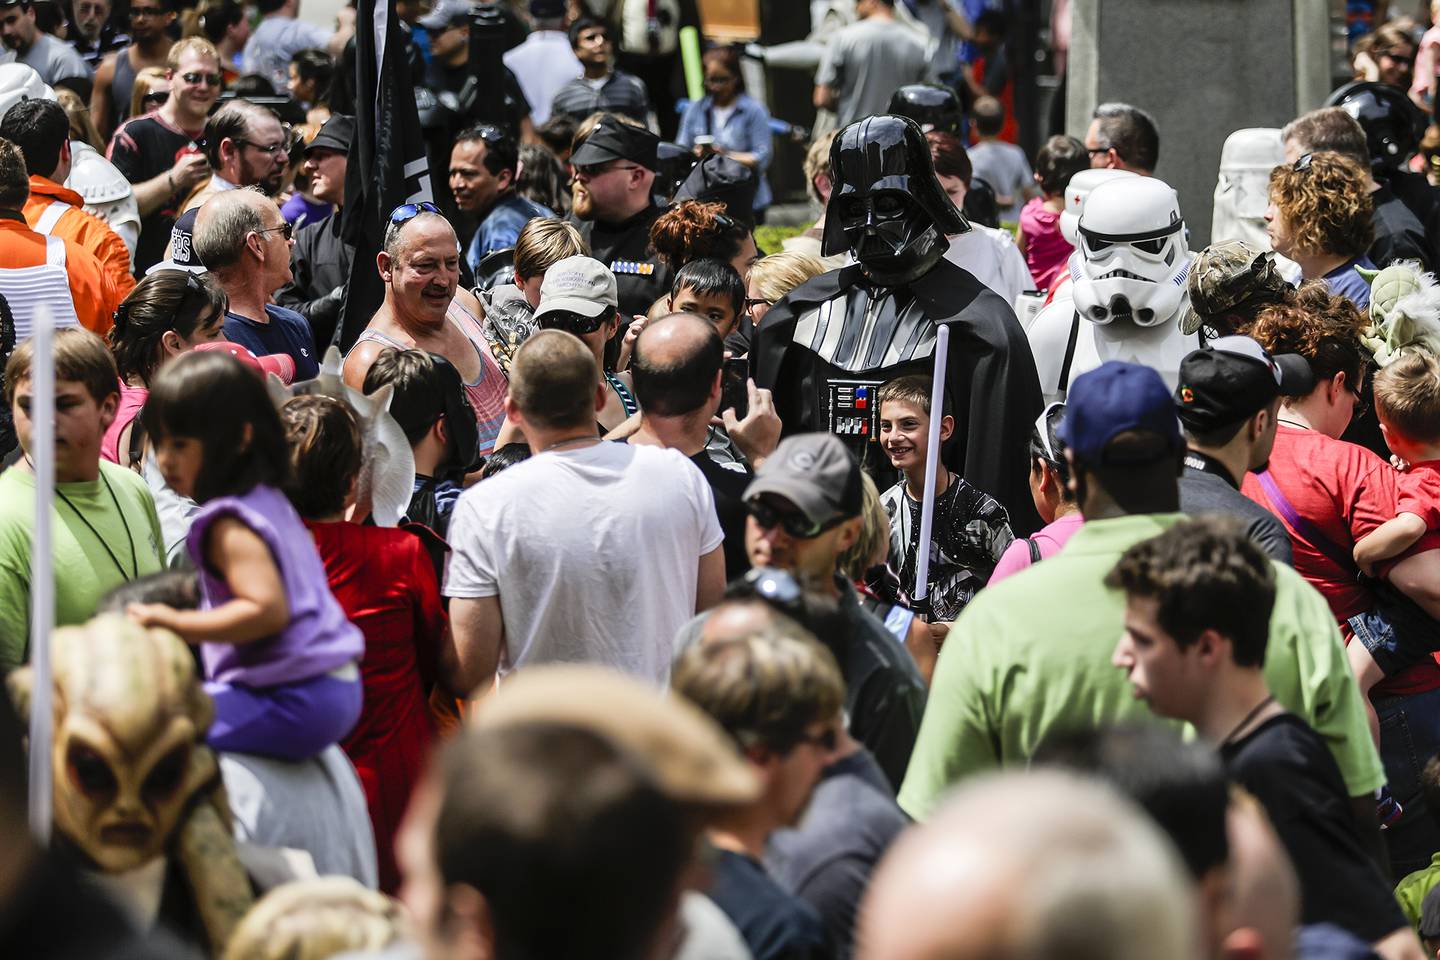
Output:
[1179, 452, 1294, 565]
[814, 18, 929, 128]
[19, 32, 93, 97]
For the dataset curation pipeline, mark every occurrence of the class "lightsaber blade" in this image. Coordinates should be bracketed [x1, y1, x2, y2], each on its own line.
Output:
[28, 304, 55, 841]
[913, 322, 950, 609]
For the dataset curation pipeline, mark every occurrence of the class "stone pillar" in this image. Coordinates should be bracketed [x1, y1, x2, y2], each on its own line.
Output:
[1066, 0, 1331, 247]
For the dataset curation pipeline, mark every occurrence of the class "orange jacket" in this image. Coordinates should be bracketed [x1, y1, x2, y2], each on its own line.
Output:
[24, 175, 136, 298]
[0, 215, 120, 335]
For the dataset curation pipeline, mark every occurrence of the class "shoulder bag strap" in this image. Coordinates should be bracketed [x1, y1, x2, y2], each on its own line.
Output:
[1026, 537, 1041, 564]
[1254, 469, 1355, 572]
[1057, 310, 1082, 395]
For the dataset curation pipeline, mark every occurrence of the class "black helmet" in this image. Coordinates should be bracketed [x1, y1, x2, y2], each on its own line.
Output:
[887, 84, 964, 138]
[1323, 80, 1427, 173]
[823, 115, 968, 285]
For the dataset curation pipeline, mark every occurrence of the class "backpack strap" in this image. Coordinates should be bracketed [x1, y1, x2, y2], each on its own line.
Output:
[1026, 537, 1041, 564]
[1057, 310, 1082, 395]
[1254, 469, 1355, 573]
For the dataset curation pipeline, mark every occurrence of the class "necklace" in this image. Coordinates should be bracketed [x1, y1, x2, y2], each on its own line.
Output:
[1276, 416, 1311, 431]
[1220, 694, 1276, 748]
[542, 435, 601, 453]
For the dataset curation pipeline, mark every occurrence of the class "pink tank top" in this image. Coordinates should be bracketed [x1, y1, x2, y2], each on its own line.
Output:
[351, 301, 508, 455]
[101, 381, 148, 466]
[1019, 197, 1074, 293]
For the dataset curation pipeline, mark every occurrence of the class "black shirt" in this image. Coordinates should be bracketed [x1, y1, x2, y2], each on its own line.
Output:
[571, 204, 673, 318]
[107, 113, 202, 275]
[1370, 185, 1430, 272]
[1179, 452, 1293, 565]
[689, 449, 752, 582]
[707, 848, 831, 960]
[1221, 713, 1406, 942]
[426, 60, 532, 136]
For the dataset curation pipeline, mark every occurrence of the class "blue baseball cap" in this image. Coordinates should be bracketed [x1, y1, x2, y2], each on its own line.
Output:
[1059, 361, 1184, 465]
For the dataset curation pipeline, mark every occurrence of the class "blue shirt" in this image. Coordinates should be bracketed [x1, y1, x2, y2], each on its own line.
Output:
[466, 194, 554, 276]
[224, 304, 320, 381]
[1321, 255, 1375, 311]
[676, 93, 774, 212]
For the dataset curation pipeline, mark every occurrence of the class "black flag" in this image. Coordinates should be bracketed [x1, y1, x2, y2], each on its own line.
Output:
[335, 0, 434, 352]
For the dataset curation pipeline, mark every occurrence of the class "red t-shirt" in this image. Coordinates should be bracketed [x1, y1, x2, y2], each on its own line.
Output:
[1243, 425, 1440, 697]
[1396, 460, 1440, 529]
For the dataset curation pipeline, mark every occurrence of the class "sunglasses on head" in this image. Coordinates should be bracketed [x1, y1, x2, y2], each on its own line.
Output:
[1292, 152, 1314, 172]
[538, 308, 611, 335]
[746, 499, 837, 540]
[181, 71, 223, 87]
[390, 201, 443, 225]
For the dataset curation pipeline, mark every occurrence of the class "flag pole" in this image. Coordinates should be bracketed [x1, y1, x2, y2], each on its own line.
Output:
[912, 322, 950, 616]
[27, 304, 55, 841]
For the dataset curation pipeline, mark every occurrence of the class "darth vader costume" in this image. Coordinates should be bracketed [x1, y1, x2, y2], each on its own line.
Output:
[750, 115, 1042, 531]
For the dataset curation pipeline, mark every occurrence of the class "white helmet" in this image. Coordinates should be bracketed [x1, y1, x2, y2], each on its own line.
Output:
[1059, 168, 1138, 245]
[0, 63, 55, 119]
[1072, 177, 1191, 328]
[1211, 127, 1284, 250]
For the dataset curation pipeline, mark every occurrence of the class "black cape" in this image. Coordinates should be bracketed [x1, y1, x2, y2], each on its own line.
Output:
[751, 258, 1043, 534]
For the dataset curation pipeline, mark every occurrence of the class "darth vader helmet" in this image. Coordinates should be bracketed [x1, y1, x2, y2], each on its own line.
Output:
[887, 84, 964, 137]
[1072, 177, 1191, 328]
[823, 115, 969, 286]
[1324, 80, 1427, 174]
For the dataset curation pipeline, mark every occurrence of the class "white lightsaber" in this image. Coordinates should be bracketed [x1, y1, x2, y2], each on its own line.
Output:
[28, 305, 55, 841]
[913, 323, 950, 609]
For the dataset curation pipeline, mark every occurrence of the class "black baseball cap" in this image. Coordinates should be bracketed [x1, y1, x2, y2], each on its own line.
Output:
[570, 116, 659, 170]
[673, 154, 757, 227]
[305, 113, 354, 156]
[1175, 335, 1315, 433]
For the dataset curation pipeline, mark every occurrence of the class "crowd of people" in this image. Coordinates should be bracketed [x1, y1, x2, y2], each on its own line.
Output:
[11, 0, 1440, 959]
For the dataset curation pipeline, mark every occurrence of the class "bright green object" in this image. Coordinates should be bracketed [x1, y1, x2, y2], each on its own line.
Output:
[680, 26, 703, 103]
[1358, 260, 1440, 366]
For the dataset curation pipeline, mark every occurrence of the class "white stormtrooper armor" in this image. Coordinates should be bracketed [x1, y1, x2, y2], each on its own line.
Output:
[1211, 127, 1299, 281]
[1027, 176, 1200, 403]
[0, 63, 140, 263]
[1037, 168, 1139, 313]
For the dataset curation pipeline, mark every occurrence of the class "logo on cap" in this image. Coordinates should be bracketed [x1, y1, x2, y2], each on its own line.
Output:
[790, 450, 816, 470]
[1179, 386, 1194, 404]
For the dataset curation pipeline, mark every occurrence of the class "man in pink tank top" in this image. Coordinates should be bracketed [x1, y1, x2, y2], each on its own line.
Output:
[341, 204, 508, 455]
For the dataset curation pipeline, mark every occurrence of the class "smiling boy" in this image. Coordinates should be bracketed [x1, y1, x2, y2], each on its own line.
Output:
[877, 375, 1012, 620]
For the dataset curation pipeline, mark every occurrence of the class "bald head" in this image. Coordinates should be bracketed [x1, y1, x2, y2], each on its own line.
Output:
[508, 329, 601, 431]
[1223, 795, 1297, 960]
[630, 312, 723, 417]
[857, 770, 1196, 960]
[193, 188, 277, 272]
[383, 210, 457, 262]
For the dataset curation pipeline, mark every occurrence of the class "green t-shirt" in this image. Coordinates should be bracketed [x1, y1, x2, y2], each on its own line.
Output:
[897, 513, 1385, 820]
[0, 460, 166, 669]
[1395, 852, 1440, 929]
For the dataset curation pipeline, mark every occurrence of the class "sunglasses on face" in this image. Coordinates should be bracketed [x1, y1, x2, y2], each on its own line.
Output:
[253, 221, 294, 241]
[181, 71, 223, 87]
[142, 90, 169, 107]
[573, 161, 642, 179]
[746, 499, 835, 540]
[390, 201, 443, 224]
[538, 308, 611, 335]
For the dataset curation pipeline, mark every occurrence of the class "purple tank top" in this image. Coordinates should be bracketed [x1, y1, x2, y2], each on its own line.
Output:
[188, 483, 362, 688]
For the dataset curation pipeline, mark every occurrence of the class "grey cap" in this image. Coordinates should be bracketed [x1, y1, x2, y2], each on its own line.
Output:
[745, 434, 863, 528]
[533, 255, 618, 320]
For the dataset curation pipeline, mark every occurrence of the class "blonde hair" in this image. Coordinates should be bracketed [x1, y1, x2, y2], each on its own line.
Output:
[749, 251, 824, 304]
[129, 67, 169, 120]
[1374, 350, 1440, 444]
[840, 471, 890, 580]
[1267, 151, 1373, 259]
[167, 36, 221, 72]
[514, 217, 588, 282]
[804, 132, 836, 205]
[221, 878, 408, 960]
[53, 87, 102, 150]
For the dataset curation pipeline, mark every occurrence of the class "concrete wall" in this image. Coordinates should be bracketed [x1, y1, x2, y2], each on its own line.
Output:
[1066, 0, 1331, 247]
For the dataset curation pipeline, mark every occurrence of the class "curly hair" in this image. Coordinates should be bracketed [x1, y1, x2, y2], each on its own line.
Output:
[1248, 279, 1366, 393]
[1267, 151, 1373, 259]
[649, 199, 748, 273]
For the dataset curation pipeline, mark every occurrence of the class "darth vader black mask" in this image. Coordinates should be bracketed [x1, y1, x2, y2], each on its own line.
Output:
[887, 84, 964, 137]
[823, 115, 969, 286]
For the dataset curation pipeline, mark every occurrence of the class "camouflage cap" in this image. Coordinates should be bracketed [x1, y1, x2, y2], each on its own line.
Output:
[1179, 240, 1293, 336]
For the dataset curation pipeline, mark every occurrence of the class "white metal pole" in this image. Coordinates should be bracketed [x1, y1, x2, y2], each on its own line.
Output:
[27, 305, 55, 842]
[913, 323, 950, 607]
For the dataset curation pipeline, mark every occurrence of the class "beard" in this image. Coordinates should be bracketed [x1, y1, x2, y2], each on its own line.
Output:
[571, 184, 594, 221]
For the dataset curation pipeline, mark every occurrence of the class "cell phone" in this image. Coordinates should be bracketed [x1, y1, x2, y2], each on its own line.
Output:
[722, 357, 749, 419]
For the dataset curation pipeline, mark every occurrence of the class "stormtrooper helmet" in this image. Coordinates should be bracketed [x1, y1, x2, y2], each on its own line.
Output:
[0, 62, 55, 118]
[1072, 177, 1190, 328]
[1211, 128, 1284, 250]
[823, 114, 968, 286]
[1059, 168, 1138, 246]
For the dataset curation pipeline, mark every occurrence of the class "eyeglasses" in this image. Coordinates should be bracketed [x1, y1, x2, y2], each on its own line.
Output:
[746, 499, 838, 540]
[142, 90, 169, 108]
[1292, 153, 1314, 172]
[573, 161, 642, 180]
[181, 71, 223, 87]
[129, 6, 167, 18]
[236, 138, 287, 157]
[1347, 380, 1368, 419]
[744, 297, 771, 311]
[1086, 145, 1110, 157]
[538, 308, 611, 335]
[390, 201, 443, 224]
[253, 221, 294, 241]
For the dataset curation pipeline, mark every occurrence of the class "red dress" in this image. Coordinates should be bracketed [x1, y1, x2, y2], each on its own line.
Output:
[306, 520, 446, 893]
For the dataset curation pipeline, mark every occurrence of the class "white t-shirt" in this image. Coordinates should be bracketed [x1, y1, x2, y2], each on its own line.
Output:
[944, 225, 1036, 309]
[503, 30, 583, 125]
[444, 441, 724, 685]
